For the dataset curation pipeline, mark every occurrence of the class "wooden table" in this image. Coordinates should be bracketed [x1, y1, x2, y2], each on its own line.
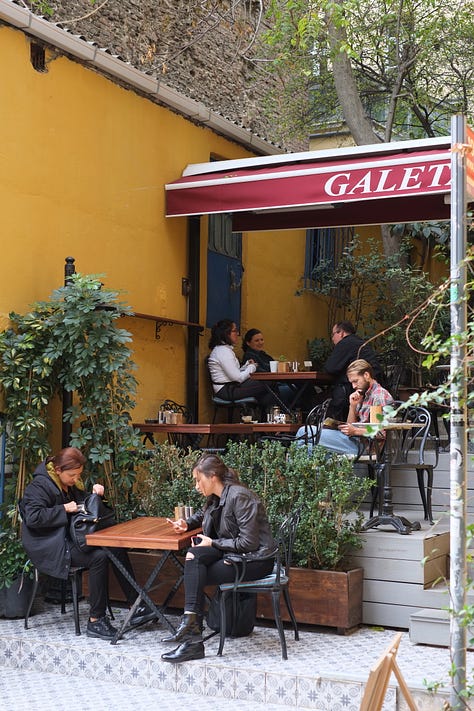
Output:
[356, 423, 423, 535]
[250, 371, 333, 413]
[134, 421, 301, 448]
[86, 517, 200, 643]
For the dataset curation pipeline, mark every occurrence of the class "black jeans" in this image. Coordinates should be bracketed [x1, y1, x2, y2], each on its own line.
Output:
[216, 381, 275, 408]
[70, 543, 139, 619]
[183, 546, 274, 616]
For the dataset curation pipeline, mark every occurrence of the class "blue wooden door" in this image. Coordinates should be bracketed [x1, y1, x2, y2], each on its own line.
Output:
[206, 215, 242, 328]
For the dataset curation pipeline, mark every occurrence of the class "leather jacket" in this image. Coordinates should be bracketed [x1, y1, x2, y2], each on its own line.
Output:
[186, 483, 276, 559]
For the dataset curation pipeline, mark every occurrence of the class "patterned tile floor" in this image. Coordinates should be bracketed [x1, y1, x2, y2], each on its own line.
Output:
[0, 597, 469, 710]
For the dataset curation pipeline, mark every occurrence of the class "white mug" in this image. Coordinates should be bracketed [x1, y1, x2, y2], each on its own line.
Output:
[269, 360, 278, 373]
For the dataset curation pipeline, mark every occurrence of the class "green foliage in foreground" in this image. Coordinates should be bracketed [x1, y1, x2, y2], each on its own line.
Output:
[139, 440, 373, 571]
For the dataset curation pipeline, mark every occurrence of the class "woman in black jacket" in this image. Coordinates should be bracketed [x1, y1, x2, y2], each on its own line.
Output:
[161, 452, 276, 663]
[241, 328, 273, 372]
[20, 447, 154, 640]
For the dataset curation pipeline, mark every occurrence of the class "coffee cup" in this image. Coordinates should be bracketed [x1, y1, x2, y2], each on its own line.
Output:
[370, 405, 383, 423]
[269, 361, 278, 373]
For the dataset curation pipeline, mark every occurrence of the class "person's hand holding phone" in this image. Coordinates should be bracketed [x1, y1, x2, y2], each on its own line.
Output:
[191, 534, 212, 547]
[166, 517, 188, 533]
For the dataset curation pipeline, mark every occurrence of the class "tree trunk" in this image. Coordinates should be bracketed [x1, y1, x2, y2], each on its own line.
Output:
[326, 4, 380, 147]
[326, 2, 403, 263]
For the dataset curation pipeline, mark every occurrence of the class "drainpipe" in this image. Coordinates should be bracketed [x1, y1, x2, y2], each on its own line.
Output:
[61, 256, 75, 448]
[186, 217, 201, 421]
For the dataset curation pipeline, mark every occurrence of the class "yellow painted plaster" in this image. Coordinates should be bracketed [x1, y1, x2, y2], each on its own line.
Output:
[0, 25, 327, 430]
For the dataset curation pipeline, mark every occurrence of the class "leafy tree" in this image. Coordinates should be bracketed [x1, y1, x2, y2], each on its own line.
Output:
[0, 273, 143, 525]
[304, 234, 451, 385]
[263, 0, 474, 144]
[261, 0, 474, 259]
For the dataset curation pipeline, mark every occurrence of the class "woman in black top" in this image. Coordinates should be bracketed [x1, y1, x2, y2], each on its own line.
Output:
[241, 328, 274, 372]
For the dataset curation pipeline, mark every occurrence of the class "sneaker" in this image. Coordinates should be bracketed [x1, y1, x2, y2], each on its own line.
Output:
[87, 616, 118, 640]
[129, 604, 156, 626]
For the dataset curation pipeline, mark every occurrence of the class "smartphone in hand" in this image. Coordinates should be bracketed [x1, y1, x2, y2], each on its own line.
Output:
[191, 535, 202, 545]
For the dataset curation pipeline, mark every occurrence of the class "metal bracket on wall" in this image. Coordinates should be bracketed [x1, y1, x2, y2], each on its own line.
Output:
[126, 312, 204, 341]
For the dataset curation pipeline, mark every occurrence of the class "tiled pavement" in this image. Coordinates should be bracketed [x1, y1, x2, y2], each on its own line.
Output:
[0, 597, 468, 710]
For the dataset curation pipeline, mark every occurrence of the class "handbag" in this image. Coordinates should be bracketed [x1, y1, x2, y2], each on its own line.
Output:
[69, 493, 116, 552]
[206, 588, 256, 638]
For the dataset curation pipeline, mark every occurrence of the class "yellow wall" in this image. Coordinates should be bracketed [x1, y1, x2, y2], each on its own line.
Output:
[1, 25, 325, 428]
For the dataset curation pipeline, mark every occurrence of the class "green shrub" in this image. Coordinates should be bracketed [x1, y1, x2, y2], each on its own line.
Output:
[139, 440, 373, 571]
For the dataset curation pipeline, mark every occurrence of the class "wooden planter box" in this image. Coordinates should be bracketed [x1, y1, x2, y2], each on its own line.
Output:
[257, 566, 363, 633]
[103, 552, 363, 634]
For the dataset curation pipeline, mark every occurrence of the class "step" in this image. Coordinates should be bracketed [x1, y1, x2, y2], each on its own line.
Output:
[410, 608, 474, 649]
[0, 598, 457, 711]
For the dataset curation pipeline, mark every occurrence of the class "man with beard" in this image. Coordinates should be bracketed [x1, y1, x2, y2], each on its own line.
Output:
[317, 359, 393, 456]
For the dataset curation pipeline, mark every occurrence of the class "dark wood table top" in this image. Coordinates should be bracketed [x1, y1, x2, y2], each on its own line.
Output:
[134, 422, 300, 434]
[251, 370, 333, 383]
[86, 516, 199, 551]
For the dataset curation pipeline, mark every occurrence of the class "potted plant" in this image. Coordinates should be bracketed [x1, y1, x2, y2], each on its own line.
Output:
[224, 439, 371, 631]
[0, 526, 34, 618]
[277, 354, 289, 373]
[0, 273, 144, 523]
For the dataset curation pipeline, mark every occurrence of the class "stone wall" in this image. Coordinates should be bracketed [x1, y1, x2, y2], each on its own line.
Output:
[25, 0, 305, 151]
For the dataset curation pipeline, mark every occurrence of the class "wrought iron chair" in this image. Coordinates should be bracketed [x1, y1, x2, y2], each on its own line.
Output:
[378, 348, 404, 399]
[369, 403, 439, 523]
[260, 398, 331, 451]
[159, 399, 203, 449]
[216, 507, 301, 660]
[24, 566, 102, 636]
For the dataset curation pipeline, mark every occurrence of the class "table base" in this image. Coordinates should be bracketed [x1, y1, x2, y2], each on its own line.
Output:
[362, 514, 421, 535]
[104, 548, 180, 644]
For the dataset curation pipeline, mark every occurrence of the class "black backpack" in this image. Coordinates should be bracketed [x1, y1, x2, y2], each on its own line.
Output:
[206, 589, 257, 637]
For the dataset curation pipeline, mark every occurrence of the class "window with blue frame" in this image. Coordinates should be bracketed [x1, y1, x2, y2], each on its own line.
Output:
[303, 226, 354, 290]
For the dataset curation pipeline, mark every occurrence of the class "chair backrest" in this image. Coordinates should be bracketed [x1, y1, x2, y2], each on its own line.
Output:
[378, 349, 404, 398]
[303, 398, 332, 447]
[390, 402, 438, 468]
[274, 507, 302, 582]
[159, 399, 192, 423]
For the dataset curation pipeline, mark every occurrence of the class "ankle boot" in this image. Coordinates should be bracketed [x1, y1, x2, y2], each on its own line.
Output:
[161, 639, 205, 663]
[161, 613, 202, 643]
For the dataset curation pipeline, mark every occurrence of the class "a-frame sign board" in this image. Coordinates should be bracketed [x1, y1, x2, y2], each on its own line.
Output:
[359, 633, 417, 711]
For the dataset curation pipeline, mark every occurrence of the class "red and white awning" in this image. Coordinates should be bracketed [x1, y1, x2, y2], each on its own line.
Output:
[165, 137, 453, 231]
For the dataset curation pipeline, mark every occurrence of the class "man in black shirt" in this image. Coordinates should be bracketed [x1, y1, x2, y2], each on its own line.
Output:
[324, 321, 384, 421]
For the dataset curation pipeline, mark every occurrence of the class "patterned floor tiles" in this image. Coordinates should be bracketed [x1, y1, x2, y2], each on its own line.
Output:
[0, 598, 462, 710]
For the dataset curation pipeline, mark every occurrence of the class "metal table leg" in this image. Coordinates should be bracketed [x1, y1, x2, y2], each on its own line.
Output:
[104, 548, 180, 644]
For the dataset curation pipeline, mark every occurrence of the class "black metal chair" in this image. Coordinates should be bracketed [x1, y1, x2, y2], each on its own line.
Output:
[25, 565, 115, 636]
[369, 403, 439, 523]
[216, 507, 301, 660]
[159, 399, 203, 449]
[378, 349, 404, 398]
[260, 398, 331, 450]
[25, 566, 85, 636]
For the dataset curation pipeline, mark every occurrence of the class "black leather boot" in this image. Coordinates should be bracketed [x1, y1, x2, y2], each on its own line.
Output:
[161, 639, 205, 663]
[161, 613, 202, 643]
